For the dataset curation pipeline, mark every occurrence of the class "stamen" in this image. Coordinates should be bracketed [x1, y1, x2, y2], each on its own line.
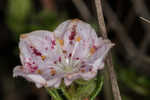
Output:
[75, 36, 81, 42]
[55, 38, 68, 67]
[58, 39, 64, 46]
[90, 47, 96, 54]
[37, 69, 42, 74]
[41, 56, 46, 61]
[63, 50, 67, 54]
[20, 34, 28, 39]
[80, 69, 85, 73]
[50, 68, 56, 76]
[70, 42, 79, 65]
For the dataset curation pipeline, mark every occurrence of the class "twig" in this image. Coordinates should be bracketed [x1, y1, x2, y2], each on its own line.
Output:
[131, 0, 150, 53]
[40, 0, 56, 11]
[72, 0, 92, 21]
[103, 1, 137, 58]
[103, 1, 150, 75]
[95, 0, 122, 100]
[140, 17, 150, 24]
[124, 8, 135, 30]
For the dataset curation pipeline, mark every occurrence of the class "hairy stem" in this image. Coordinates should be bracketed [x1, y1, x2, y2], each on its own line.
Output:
[94, 0, 122, 100]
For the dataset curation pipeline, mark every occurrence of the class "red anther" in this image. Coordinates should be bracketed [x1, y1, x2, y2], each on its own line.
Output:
[69, 25, 77, 40]
[30, 46, 42, 56]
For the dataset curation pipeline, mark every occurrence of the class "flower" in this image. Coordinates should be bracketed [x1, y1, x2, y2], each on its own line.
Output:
[13, 19, 114, 88]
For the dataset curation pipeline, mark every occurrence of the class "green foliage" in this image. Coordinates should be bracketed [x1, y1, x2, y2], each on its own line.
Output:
[6, 0, 68, 41]
[7, 0, 32, 39]
[47, 75, 103, 100]
[29, 10, 68, 31]
[119, 68, 150, 96]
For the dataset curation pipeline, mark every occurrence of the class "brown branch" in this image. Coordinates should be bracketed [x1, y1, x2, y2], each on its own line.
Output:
[131, 0, 150, 53]
[95, 0, 122, 100]
[103, 1, 150, 75]
[72, 0, 92, 21]
[103, 1, 137, 58]
[124, 8, 135, 30]
[40, 0, 56, 11]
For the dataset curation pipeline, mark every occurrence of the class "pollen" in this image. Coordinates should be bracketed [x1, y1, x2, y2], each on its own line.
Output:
[63, 50, 67, 54]
[20, 66, 24, 70]
[50, 69, 56, 76]
[59, 39, 64, 46]
[75, 36, 81, 42]
[72, 18, 80, 23]
[20, 34, 28, 39]
[41, 56, 46, 60]
[80, 69, 85, 73]
[37, 69, 42, 74]
[90, 47, 96, 54]
[66, 74, 72, 79]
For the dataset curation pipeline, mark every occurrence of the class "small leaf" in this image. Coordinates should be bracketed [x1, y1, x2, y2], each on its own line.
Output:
[90, 75, 104, 100]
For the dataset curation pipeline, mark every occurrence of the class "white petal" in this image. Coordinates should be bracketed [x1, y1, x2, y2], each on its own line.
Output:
[80, 71, 97, 80]
[54, 79, 61, 88]
[64, 73, 80, 86]
[89, 40, 114, 69]
[13, 66, 25, 77]
[54, 20, 71, 37]
[54, 19, 98, 59]
[46, 78, 61, 87]
[26, 74, 46, 87]
[19, 30, 61, 72]
[64, 78, 73, 86]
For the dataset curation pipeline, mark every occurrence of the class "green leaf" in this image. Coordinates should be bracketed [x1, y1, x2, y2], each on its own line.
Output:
[90, 75, 104, 100]
[46, 88, 63, 100]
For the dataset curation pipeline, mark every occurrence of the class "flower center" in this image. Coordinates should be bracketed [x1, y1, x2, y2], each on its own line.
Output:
[54, 37, 82, 73]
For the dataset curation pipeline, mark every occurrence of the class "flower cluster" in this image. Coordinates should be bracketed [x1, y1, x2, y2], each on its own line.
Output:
[13, 19, 114, 88]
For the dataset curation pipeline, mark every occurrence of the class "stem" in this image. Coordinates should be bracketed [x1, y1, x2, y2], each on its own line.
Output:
[46, 88, 62, 100]
[94, 0, 122, 100]
[61, 86, 71, 100]
[90, 76, 104, 100]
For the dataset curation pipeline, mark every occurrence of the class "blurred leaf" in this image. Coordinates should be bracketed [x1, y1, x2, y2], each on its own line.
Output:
[119, 68, 150, 96]
[30, 10, 68, 31]
[7, 0, 32, 40]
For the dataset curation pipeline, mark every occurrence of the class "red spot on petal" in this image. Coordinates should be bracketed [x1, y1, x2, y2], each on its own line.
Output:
[54, 61, 57, 64]
[69, 41, 73, 45]
[26, 62, 38, 72]
[93, 45, 98, 50]
[51, 40, 56, 49]
[33, 66, 38, 70]
[69, 25, 77, 40]
[89, 68, 92, 72]
[81, 65, 85, 68]
[69, 53, 72, 58]
[51, 40, 56, 45]
[76, 57, 79, 60]
[45, 47, 48, 50]
[30, 46, 42, 56]
[58, 57, 61, 62]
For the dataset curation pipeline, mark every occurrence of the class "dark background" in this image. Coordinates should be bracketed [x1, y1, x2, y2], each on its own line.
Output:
[0, 0, 150, 100]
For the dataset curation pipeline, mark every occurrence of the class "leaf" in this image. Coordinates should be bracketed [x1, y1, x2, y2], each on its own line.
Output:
[90, 75, 104, 100]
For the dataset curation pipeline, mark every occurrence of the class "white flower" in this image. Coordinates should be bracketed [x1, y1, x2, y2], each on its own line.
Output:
[13, 19, 114, 88]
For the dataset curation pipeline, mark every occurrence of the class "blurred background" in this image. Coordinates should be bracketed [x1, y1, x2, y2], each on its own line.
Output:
[0, 0, 150, 100]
